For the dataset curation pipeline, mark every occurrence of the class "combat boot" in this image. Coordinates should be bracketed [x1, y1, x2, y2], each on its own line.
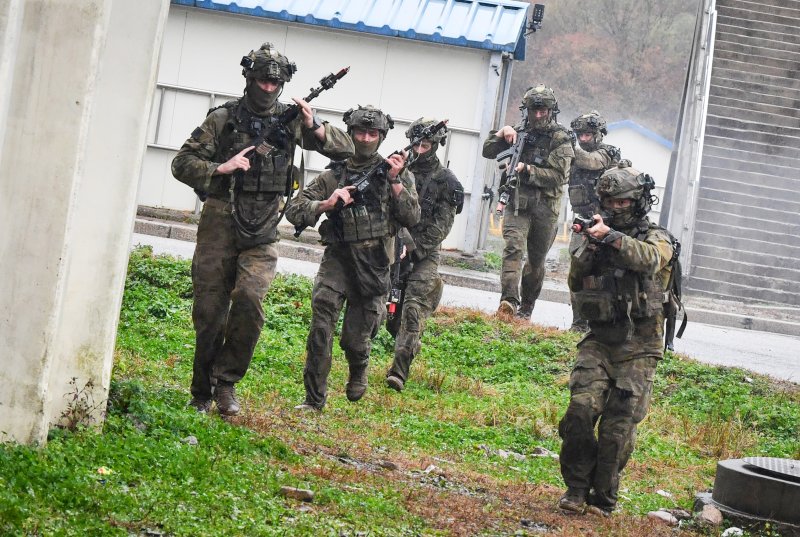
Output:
[586, 505, 612, 518]
[516, 303, 533, 320]
[497, 300, 517, 317]
[346, 365, 368, 402]
[569, 321, 589, 333]
[557, 487, 587, 513]
[214, 381, 240, 416]
[294, 402, 322, 413]
[386, 375, 404, 392]
[188, 397, 212, 413]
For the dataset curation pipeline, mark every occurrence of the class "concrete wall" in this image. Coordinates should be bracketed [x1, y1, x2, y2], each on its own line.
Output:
[666, 0, 800, 306]
[141, 6, 508, 251]
[0, 0, 169, 445]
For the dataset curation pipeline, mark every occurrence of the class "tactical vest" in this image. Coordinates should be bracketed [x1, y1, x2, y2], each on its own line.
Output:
[573, 222, 668, 325]
[568, 144, 619, 216]
[514, 125, 568, 207]
[327, 161, 391, 243]
[415, 167, 464, 224]
[213, 99, 291, 196]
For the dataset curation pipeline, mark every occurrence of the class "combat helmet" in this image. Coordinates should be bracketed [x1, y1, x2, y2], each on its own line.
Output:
[342, 105, 394, 136]
[521, 84, 559, 113]
[241, 42, 297, 83]
[571, 111, 607, 135]
[405, 117, 448, 145]
[596, 164, 658, 220]
[571, 111, 607, 151]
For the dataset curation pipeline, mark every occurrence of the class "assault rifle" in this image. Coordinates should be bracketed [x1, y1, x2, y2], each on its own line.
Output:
[495, 130, 530, 217]
[337, 119, 448, 209]
[245, 67, 350, 169]
[386, 232, 413, 338]
[292, 119, 448, 237]
[571, 215, 597, 233]
[230, 67, 349, 238]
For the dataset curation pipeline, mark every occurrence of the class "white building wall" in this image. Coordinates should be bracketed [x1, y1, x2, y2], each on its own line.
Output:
[603, 129, 672, 223]
[141, 6, 500, 250]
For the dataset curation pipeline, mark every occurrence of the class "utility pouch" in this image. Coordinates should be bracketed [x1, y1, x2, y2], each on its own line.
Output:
[574, 289, 617, 323]
[568, 184, 591, 207]
[350, 243, 391, 297]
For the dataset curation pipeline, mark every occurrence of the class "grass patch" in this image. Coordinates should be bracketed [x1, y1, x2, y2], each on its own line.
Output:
[1, 246, 797, 536]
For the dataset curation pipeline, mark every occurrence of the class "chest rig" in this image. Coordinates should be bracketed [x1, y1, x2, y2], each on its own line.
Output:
[214, 99, 291, 197]
[511, 127, 559, 208]
[520, 129, 554, 170]
[573, 222, 667, 327]
[327, 161, 391, 243]
[568, 144, 619, 216]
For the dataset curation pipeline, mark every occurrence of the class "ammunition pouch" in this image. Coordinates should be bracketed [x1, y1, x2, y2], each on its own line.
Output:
[573, 289, 617, 323]
[336, 204, 390, 243]
[568, 166, 603, 215]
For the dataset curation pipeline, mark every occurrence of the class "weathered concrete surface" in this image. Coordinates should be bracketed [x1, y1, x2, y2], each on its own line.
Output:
[0, 0, 169, 445]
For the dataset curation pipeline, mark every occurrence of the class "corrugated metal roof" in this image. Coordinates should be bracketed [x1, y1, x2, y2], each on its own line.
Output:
[171, 0, 530, 60]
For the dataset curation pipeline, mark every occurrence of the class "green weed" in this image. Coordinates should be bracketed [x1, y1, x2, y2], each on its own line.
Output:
[1, 247, 797, 536]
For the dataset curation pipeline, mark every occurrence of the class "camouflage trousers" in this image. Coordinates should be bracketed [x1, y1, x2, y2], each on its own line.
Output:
[558, 338, 659, 511]
[500, 196, 559, 309]
[302, 243, 386, 408]
[190, 200, 278, 400]
[387, 252, 444, 383]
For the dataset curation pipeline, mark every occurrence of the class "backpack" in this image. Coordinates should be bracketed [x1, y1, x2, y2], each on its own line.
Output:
[663, 231, 687, 351]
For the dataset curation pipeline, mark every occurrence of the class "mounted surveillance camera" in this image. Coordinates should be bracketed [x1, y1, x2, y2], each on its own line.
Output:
[526, 4, 545, 35]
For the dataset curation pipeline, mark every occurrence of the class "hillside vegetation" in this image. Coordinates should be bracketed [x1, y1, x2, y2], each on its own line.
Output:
[0, 247, 797, 536]
[510, 0, 700, 138]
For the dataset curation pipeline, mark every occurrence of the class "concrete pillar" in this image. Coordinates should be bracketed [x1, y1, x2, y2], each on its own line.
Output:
[0, 0, 169, 445]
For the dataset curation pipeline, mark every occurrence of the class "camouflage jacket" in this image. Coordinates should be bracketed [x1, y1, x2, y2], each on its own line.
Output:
[482, 120, 574, 207]
[569, 144, 621, 215]
[568, 219, 674, 355]
[171, 99, 353, 200]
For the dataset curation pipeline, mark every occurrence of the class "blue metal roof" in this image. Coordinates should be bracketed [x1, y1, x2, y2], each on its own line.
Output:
[607, 120, 674, 150]
[172, 0, 530, 60]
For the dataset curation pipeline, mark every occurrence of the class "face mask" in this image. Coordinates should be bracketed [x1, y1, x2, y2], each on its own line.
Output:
[353, 138, 380, 161]
[244, 79, 279, 114]
[606, 206, 638, 228]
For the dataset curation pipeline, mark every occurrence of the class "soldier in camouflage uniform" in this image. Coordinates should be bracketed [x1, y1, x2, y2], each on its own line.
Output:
[385, 118, 464, 392]
[567, 111, 621, 332]
[172, 43, 353, 415]
[482, 84, 574, 320]
[286, 105, 420, 410]
[557, 164, 674, 517]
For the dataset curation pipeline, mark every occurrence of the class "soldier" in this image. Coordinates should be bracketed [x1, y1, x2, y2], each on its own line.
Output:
[172, 43, 354, 415]
[557, 164, 674, 517]
[385, 118, 464, 392]
[482, 84, 575, 320]
[286, 105, 420, 410]
[567, 111, 621, 332]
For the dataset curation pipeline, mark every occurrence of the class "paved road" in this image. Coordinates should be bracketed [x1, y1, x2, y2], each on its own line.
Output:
[132, 234, 800, 383]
